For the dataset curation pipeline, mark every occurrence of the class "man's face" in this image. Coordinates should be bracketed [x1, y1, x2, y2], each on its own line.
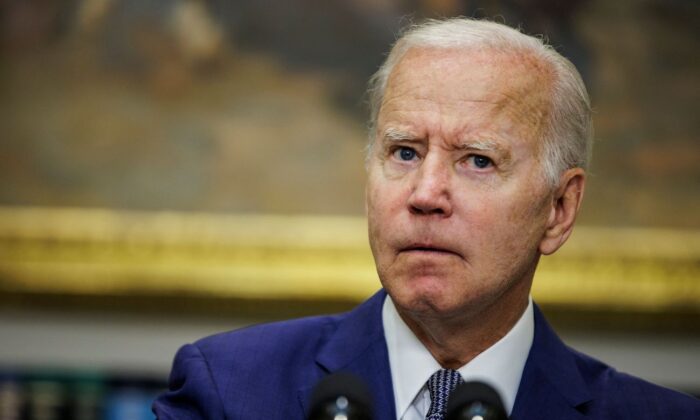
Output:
[366, 47, 558, 319]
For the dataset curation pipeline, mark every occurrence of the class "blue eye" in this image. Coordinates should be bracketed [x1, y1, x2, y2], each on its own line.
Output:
[395, 147, 417, 161]
[472, 155, 492, 169]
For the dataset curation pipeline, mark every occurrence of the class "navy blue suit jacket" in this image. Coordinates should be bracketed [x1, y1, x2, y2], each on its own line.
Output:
[153, 290, 699, 419]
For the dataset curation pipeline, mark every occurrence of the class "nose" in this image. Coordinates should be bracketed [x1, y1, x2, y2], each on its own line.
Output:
[407, 155, 453, 217]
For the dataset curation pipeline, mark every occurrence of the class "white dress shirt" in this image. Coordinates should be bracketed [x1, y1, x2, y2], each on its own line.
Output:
[382, 296, 534, 420]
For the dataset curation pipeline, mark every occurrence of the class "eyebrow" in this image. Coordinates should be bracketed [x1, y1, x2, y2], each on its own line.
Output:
[456, 139, 504, 153]
[383, 129, 503, 151]
[381, 127, 420, 142]
[380, 128, 512, 161]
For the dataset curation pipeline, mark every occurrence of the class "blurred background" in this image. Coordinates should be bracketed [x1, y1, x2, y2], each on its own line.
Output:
[0, 0, 698, 418]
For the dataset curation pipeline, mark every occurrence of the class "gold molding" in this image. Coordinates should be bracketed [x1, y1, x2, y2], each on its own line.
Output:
[0, 206, 698, 315]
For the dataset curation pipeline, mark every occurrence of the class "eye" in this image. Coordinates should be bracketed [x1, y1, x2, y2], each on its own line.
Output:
[470, 154, 493, 169]
[393, 146, 417, 161]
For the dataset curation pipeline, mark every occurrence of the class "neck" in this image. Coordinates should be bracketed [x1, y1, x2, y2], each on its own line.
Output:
[396, 280, 531, 369]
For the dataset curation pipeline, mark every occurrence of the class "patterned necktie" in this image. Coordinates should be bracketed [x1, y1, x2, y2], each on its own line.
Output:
[425, 369, 463, 420]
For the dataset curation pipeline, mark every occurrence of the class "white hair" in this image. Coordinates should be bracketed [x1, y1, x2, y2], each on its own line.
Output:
[366, 18, 593, 186]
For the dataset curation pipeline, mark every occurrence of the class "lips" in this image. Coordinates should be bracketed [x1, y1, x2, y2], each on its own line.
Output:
[399, 243, 461, 257]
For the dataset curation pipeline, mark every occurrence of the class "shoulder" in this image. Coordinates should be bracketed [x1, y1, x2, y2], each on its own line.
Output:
[153, 290, 388, 419]
[152, 312, 348, 419]
[525, 305, 699, 419]
[568, 346, 700, 418]
[194, 311, 343, 369]
[191, 289, 388, 372]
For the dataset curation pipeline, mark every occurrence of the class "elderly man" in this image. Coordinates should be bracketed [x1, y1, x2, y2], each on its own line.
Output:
[153, 18, 698, 419]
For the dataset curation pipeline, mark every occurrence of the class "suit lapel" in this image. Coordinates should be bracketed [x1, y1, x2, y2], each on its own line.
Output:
[511, 305, 592, 419]
[297, 296, 592, 420]
[299, 290, 396, 420]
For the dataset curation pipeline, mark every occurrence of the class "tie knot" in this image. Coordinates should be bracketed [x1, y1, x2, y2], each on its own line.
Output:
[426, 369, 463, 420]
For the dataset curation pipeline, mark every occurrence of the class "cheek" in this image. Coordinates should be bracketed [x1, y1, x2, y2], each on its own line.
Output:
[499, 194, 552, 259]
[367, 171, 407, 218]
[460, 187, 549, 248]
[510, 184, 552, 228]
[367, 177, 397, 244]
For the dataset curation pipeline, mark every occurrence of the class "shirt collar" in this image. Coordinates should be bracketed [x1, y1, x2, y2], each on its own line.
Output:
[382, 295, 534, 417]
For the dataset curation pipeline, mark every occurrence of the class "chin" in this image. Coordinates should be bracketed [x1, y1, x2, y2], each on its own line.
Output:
[386, 276, 468, 316]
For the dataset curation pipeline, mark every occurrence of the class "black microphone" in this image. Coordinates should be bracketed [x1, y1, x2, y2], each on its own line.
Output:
[308, 372, 373, 420]
[445, 381, 509, 420]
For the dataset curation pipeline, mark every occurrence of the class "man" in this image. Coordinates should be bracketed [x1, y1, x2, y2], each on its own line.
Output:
[153, 18, 699, 419]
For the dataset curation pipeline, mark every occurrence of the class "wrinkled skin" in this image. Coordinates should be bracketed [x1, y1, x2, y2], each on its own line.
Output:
[366, 47, 585, 365]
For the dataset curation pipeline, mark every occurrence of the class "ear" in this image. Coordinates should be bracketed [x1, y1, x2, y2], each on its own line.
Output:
[539, 168, 586, 255]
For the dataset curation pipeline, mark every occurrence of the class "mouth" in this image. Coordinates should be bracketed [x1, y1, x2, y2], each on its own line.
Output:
[399, 244, 461, 257]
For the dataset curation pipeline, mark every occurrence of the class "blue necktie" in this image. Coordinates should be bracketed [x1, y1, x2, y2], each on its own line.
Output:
[426, 369, 463, 420]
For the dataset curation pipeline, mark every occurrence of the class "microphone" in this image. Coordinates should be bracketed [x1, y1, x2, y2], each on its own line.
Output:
[307, 372, 373, 420]
[445, 381, 509, 420]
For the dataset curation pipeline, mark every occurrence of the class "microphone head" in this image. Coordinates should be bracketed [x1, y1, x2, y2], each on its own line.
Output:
[445, 381, 509, 420]
[308, 372, 373, 420]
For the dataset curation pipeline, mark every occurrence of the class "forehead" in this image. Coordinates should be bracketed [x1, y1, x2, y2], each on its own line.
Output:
[378, 46, 554, 142]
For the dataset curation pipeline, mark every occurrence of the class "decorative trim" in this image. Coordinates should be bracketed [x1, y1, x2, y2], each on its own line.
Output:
[1, 207, 698, 317]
